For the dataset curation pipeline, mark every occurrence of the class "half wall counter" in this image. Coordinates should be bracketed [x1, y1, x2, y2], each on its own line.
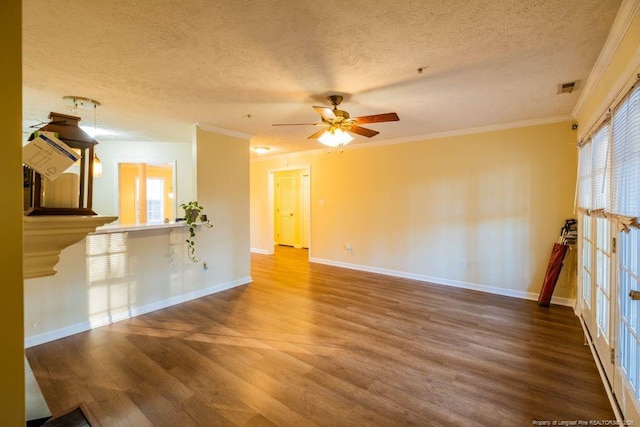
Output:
[24, 220, 247, 348]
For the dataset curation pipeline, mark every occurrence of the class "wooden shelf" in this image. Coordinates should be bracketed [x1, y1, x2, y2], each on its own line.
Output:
[23, 215, 117, 279]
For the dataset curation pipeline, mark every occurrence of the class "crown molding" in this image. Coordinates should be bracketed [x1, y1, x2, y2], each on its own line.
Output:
[250, 115, 575, 161]
[362, 115, 574, 149]
[577, 54, 640, 141]
[572, 0, 640, 118]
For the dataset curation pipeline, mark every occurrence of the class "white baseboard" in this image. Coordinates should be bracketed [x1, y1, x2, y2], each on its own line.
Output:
[250, 247, 270, 254]
[309, 257, 575, 307]
[130, 276, 252, 319]
[24, 276, 252, 348]
[24, 321, 93, 349]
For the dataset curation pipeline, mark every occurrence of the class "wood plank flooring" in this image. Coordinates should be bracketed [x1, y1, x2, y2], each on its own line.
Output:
[26, 246, 614, 426]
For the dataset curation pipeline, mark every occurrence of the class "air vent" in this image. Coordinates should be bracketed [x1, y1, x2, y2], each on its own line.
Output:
[557, 81, 579, 94]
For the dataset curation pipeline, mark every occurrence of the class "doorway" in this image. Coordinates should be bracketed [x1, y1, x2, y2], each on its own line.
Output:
[269, 167, 310, 253]
[118, 162, 175, 224]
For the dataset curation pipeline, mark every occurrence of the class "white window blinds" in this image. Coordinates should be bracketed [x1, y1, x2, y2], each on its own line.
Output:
[578, 143, 592, 209]
[612, 85, 640, 218]
[591, 124, 610, 211]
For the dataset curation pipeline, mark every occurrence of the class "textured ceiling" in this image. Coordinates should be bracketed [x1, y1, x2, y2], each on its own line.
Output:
[22, 0, 622, 156]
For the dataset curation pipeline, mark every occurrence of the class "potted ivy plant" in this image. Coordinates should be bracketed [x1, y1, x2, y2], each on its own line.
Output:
[179, 201, 212, 263]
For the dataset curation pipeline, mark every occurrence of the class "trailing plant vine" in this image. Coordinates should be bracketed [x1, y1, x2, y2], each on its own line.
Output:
[180, 201, 212, 263]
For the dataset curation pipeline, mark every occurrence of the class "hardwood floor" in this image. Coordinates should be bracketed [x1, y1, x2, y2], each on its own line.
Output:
[27, 246, 614, 426]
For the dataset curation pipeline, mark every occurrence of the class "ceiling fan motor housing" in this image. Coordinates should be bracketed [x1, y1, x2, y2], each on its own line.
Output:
[328, 95, 343, 107]
[334, 110, 350, 119]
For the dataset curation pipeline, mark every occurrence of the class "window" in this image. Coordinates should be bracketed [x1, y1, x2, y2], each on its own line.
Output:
[582, 214, 593, 309]
[618, 228, 639, 398]
[591, 125, 611, 211]
[578, 143, 592, 209]
[146, 178, 164, 223]
[595, 217, 611, 342]
[578, 125, 610, 321]
[612, 85, 640, 406]
[612, 86, 640, 218]
[118, 163, 174, 225]
[578, 83, 640, 419]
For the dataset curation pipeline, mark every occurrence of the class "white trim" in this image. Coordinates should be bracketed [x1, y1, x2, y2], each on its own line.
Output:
[267, 166, 311, 256]
[251, 115, 574, 162]
[130, 276, 251, 318]
[24, 321, 93, 349]
[309, 257, 575, 307]
[572, 0, 640, 119]
[196, 122, 253, 140]
[250, 247, 270, 254]
[577, 57, 640, 141]
[24, 276, 252, 348]
[94, 221, 186, 234]
[578, 315, 626, 424]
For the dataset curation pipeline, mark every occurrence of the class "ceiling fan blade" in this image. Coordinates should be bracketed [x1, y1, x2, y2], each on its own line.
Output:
[272, 122, 320, 126]
[307, 128, 328, 139]
[313, 106, 337, 121]
[349, 125, 379, 138]
[354, 112, 399, 124]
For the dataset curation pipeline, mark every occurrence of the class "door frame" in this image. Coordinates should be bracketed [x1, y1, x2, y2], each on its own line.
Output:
[613, 228, 640, 423]
[579, 215, 616, 388]
[267, 165, 311, 256]
[274, 172, 297, 247]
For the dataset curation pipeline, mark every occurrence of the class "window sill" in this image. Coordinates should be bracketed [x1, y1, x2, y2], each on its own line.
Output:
[93, 221, 188, 234]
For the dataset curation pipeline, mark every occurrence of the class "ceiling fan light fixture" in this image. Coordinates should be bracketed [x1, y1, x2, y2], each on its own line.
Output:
[252, 146, 270, 154]
[318, 128, 353, 147]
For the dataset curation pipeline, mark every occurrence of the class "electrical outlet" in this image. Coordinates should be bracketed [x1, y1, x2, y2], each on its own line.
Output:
[459, 259, 467, 269]
[345, 244, 353, 254]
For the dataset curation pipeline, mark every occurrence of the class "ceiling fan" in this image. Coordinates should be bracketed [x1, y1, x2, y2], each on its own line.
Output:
[273, 95, 399, 147]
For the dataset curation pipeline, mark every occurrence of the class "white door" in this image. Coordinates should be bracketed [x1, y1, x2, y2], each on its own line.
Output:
[581, 214, 596, 333]
[581, 215, 615, 383]
[275, 173, 296, 246]
[614, 227, 640, 423]
[593, 217, 615, 381]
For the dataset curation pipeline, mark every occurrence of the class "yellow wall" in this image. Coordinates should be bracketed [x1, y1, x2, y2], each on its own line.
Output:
[118, 163, 138, 224]
[195, 126, 251, 282]
[150, 165, 174, 220]
[0, 0, 25, 423]
[576, 9, 640, 132]
[251, 121, 577, 300]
